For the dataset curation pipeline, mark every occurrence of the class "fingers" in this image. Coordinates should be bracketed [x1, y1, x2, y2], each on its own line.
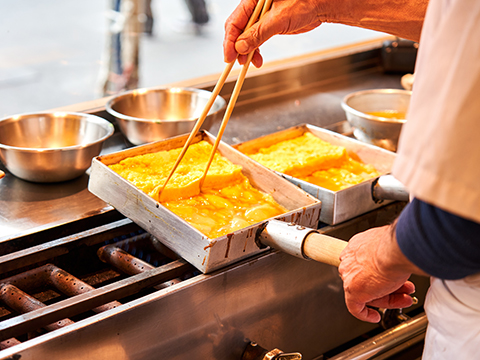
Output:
[251, 50, 263, 68]
[346, 294, 414, 323]
[223, 1, 255, 63]
[225, 0, 281, 65]
[224, 0, 324, 65]
[366, 293, 414, 309]
[366, 281, 416, 308]
[344, 281, 416, 323]
[346, 298, 382, 323]
[224, 21, 246, 63]
[237, 49, 263, 68]
[395, 281, 416, 295]
[234, 12, 278, 55]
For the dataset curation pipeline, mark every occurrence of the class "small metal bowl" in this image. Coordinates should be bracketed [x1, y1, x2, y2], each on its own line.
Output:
[106, 87, 227, 145]
[341, 89, 411, 152]
[0, 112, 114, 183]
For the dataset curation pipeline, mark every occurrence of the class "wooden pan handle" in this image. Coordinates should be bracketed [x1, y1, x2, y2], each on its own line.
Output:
[256, 220, 347, 267]
[303, 232, 348, 268]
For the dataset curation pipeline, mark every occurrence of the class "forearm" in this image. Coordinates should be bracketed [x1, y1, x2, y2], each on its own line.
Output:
[317, 0, 429, 42]
[375, 221, 428, 278]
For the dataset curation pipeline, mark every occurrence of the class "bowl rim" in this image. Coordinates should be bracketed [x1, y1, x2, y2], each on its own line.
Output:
[341, 88, 411, 124]
[105, 86, 227, 123]
[0, 111, 114, 152]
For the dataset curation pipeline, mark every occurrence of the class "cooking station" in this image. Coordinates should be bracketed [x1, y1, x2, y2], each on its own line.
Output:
[0, 39, 429, 360]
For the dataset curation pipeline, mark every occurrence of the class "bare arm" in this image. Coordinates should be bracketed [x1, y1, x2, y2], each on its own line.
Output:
[224, 0, 428, 67]
[320, 0, 427, 42]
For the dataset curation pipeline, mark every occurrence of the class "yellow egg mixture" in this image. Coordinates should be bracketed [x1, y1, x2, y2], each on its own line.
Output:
[248, 132, 380, 191]
[367, 110, 406, 120]
[108, 141, 286, 239]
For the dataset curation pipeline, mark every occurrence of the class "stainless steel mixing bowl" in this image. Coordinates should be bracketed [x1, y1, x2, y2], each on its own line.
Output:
[106, 87, 227, 145]
[0, 112, 114, 183]
[341, 89, 411, 152]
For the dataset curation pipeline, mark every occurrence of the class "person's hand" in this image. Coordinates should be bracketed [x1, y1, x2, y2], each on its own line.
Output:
[224, 0, 323, 67]
[338, 225, 418, 323]
[224, 0, 427, 68]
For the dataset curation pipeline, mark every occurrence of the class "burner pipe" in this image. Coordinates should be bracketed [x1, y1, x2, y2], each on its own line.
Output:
[0, 284, 74, 332]
[46, 265, 121, 313]
[0, 337, 21, 350]
[97, 245, 181, 289]
[98, 245, 154, 275]
[1, 264, 121, 313]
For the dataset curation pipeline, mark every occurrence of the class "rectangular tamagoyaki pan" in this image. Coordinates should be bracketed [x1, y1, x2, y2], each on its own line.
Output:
[88, 130, 322, 274]
[234, 124, 399, 225]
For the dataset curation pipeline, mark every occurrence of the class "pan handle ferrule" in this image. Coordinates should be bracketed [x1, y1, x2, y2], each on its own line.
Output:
[372, 174, 410, 203]
[255, 219, 317, 259]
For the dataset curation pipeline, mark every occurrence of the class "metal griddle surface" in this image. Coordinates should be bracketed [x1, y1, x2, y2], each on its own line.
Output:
[0, 41, 403, 242]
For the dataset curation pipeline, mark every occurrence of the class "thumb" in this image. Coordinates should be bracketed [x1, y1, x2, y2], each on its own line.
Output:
[235, 12, 280, 54]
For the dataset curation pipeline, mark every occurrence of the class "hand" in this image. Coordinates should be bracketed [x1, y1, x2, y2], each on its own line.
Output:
[223, 0, 323, 67]
[223, 0, 427, 68]
[338, 225, 417, 323]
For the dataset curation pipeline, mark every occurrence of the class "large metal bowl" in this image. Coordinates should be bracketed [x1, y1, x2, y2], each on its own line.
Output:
[341, 89, 411, 152]
[0, 112, 114, 183]
[106, 87, 227, 145]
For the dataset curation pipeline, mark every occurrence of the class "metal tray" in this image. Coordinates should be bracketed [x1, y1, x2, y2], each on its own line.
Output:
[234, 124, 397, 225]
[88, 131, 321, 273]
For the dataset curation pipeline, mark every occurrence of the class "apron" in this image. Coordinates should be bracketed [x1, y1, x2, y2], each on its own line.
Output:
[392, 0, 480, 224]
[422, 274, 480, 359]
[391, 0, 480, 355]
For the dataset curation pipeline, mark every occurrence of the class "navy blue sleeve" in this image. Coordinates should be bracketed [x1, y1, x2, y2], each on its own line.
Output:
[395, 198, 480, 280]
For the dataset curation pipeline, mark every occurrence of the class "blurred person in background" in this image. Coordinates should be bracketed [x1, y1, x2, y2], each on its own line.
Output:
[98, 0, 141, 96]
[143, 0, 210, 36]
[98, 0, 210, 96]
[224, 0, 480, 359]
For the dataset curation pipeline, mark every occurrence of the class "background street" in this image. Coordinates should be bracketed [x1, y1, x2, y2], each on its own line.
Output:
[0, 0, 383, 117]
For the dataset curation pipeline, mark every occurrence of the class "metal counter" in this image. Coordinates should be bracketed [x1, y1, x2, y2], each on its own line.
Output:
[0, 39, 431, 360]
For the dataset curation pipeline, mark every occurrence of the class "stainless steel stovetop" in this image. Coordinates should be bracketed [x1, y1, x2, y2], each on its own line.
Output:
[0, 39, 429, 360]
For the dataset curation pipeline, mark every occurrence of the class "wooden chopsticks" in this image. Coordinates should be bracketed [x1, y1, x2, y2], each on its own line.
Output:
[198, 0, 273, 188]
[197, 48, 257, 189]
[157, 0, 271, 200]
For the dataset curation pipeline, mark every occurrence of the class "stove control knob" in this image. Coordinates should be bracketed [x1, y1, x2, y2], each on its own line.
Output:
[242, 342, 302, 360]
